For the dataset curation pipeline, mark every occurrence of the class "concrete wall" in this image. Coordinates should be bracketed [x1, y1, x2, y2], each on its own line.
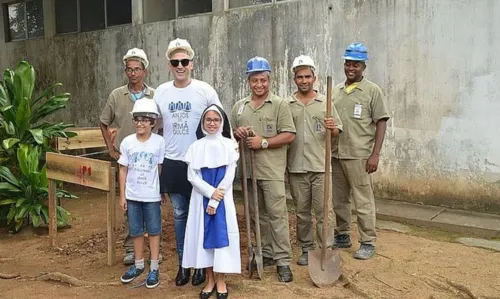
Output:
[1, 0, 500, 213]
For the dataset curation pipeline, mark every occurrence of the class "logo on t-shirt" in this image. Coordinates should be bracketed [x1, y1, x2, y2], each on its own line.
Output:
[129, 151, 155, 186]
[169, 101, 191, 112]
[168, 101, 192, 136]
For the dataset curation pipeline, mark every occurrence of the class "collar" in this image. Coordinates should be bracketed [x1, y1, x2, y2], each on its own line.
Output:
[122, 84, 152, 96]
[289, 90, 323, 103]
[243, 92, 274, 104]
[340, 77, 366, 91]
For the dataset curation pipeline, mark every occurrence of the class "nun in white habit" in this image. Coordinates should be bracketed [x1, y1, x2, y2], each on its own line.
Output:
[183, 104, 240, 299]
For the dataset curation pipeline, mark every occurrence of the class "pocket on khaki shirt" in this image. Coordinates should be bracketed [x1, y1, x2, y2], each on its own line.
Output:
[261, 119, 277, 137]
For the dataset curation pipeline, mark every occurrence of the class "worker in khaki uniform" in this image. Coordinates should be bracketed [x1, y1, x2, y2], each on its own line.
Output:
[332, 42, 390, 260]
[99, 48, 162, 265]
[286, 55, 343, 266]
[231, 57, 296, 283]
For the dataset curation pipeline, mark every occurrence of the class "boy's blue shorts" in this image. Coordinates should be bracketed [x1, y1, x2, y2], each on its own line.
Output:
[126, 200, 161, 237]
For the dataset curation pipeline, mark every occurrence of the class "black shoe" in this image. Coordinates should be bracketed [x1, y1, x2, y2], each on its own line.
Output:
[175, 266, 191, 286]
[200, 284, 216, 299]
[333, 234, 352, 248]
[296, 252, 308, 266]
[277, 265, 293, 283]
[192, 268, 206, 286]
[216, 290, 229, 299]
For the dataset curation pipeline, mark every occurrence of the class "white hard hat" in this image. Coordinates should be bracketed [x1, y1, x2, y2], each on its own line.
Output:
[166, 38, 195, 60]
[130, 98, 159, 118]
[123, 48, 149, 69]
[291, 55, 316, 73]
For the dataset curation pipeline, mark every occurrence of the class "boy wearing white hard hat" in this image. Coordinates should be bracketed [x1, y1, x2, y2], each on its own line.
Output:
[118, 98, 165, 289]
[99, 48, 159, 265]
[153, 38, 223, 287]
[286, 55, 342, 266]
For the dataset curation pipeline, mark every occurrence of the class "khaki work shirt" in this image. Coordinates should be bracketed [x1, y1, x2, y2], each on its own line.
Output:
[99, 84, 155, 148]
[332, 78, 390, 159]
[287, 92, 343, 173]
[230, 93, 296, 180]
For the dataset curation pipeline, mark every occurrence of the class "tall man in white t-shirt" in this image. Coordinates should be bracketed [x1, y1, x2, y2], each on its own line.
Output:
[154, 38, 223, 287]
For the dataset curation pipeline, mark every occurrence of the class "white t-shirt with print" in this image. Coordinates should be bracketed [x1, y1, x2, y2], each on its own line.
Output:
[117, 133, 165, 202]
[154, 79, 223, 161]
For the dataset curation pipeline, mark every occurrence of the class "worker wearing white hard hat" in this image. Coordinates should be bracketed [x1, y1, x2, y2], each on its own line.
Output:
[153, 37, 223, 288]
[99, 47, 158, 266]
[331, 42, 390, 260]
[286, 55, 343, 266]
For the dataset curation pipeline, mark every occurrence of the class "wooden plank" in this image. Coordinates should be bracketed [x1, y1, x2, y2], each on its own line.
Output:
[56, 127, 106, 150]
[48, 179, 57, 248]
[46, 152, 112, 191]
[107, 167, 116, 266]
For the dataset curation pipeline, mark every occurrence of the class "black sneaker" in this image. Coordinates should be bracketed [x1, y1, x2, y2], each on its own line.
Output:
[146, 269, 160, 289]
[277, 265, 293, 283]
[333, 234, 352, 248]
[120, 266, 144, 284]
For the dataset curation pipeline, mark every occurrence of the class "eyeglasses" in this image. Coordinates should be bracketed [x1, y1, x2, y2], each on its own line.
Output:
[170, 59, 191, 67]
[133, 117, 152, 125]
[204, 117, 221, 124]
[125, 67, 144, 74]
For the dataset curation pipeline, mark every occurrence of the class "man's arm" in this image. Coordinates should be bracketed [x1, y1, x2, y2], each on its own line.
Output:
[99, 122, 120, 160]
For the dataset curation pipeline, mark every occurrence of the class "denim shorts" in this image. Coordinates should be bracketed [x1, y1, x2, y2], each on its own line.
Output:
[126, 200, 162, 237]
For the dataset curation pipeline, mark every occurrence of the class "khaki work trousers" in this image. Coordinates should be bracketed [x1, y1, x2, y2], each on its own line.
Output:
[289, 172, 334, 252]
[247, 179, 292, 266]
[331, 158, 377, 245]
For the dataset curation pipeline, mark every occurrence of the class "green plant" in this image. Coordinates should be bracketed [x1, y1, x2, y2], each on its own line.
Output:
[0, 144, 76, 231]
[0, 61, 76, 167]
[0, 61, 77, 232]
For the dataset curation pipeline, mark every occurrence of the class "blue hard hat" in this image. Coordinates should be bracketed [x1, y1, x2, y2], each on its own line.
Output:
[246, 56, 272, 74]
[342, 42, 368, 61]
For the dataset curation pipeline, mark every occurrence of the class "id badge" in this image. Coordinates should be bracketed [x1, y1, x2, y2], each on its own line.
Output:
[354, 103, 362, 119]
[237, 104, 245, 115]
[315, 120, 325, 133]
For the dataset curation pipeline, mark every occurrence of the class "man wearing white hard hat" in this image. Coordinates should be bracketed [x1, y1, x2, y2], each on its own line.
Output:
[287, 55, 343, 266]
[99, 47, 159, 266]
[154, 38, 223, 287]
[332, 42, 390, 260]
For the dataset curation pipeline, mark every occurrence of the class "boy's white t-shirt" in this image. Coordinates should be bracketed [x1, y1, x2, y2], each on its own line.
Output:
[117, 133, 165, 202]
[153, 79, 222, 161]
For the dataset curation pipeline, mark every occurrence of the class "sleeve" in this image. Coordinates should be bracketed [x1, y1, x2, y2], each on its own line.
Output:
[99, 93, 115, 126]
[277, 100, 296, 134]
[157, 138, 165, 164]
[117, 139, 128, 166]
[230, 101, 239, 130]
[187, 166, 216, 199]
[331, 104, 343, 132]
[371, 86, 390, 123]
[207, 85, 223, 108]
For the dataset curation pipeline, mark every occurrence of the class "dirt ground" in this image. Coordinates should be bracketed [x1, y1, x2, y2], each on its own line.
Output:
[1, 186, 500, 299]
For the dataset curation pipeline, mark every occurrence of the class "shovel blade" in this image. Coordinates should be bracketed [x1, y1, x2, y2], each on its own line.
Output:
[308, 249, 342, 287]
[254, 247, 264, 279]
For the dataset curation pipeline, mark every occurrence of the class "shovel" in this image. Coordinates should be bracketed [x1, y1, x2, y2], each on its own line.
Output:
[239, 138, 264, 280]
[308, 76, 342, 287]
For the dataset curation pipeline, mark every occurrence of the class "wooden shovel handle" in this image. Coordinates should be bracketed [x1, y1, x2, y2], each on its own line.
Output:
[321, 76, 333, 270]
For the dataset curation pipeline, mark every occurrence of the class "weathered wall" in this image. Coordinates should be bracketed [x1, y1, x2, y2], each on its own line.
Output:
[1, 0, 500, 213]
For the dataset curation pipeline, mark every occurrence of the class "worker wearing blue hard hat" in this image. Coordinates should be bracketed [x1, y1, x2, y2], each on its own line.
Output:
[230, 56, 296, 283]
[331, 42, 390, 260]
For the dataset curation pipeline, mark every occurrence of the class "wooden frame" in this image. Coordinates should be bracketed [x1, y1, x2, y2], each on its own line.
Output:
[46, 152, 117, 266]
[56, 127, 107, 151]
